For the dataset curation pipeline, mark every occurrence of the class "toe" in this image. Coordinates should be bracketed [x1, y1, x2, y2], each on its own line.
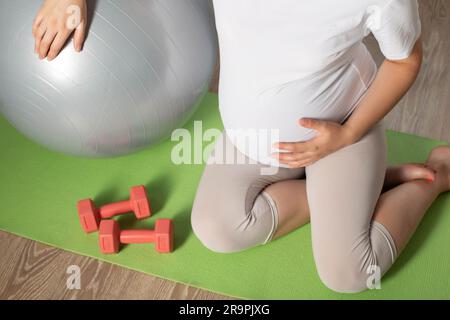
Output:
[401, 164, 436, 182]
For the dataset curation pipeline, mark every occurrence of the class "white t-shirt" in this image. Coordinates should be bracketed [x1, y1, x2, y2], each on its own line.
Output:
[213, 0, 421, 167]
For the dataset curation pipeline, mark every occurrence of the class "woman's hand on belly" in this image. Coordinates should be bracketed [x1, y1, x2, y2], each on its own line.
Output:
[271, 118, 354, 168]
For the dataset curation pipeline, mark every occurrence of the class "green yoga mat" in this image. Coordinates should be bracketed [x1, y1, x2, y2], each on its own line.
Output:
[1, 93, 449, 299]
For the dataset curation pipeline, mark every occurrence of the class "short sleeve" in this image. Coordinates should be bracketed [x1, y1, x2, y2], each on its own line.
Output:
[367, 0, 422, 60]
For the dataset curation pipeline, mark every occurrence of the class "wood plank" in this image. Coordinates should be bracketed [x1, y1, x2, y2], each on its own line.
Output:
[0, 231, 233, 300]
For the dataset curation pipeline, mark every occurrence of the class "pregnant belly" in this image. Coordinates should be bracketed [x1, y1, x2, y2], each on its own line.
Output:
[221, 101, 319, 144]
[218, 67, 371, 166]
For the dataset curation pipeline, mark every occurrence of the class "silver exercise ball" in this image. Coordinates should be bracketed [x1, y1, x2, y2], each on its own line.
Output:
[0, 0, 217, 157]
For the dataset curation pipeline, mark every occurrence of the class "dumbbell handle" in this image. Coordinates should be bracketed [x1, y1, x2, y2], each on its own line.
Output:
[120, 230, 155, 244]
[99, 200, 133, 219]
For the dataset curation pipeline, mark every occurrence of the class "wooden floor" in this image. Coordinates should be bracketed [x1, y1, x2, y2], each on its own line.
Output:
[1, 0, 449, 300]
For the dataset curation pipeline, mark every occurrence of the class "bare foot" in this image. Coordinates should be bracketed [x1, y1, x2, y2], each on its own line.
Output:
[426, 145, 450, 193]
[387, 163, 436, 182]
[384, 163, 436, 192]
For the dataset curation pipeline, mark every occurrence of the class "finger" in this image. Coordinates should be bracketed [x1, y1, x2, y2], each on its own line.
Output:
[73, 20, 86, 52]
[35, 23, 47, 54]
[272, 152, 297, 162]
[274, 141, 313, 153]
[39, 27, 58, 59]
[47, 29, 71, 61]
[299, 118, 323, 129]
[286, 159, 315, 169]
[277, 156, 313, 165]
[272, 151, 314, 162]
[32, 13, 44, 36]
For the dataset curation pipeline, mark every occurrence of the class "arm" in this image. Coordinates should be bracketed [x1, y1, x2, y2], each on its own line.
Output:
[32, 0, 87, 61]
[343, 38, 423, 143]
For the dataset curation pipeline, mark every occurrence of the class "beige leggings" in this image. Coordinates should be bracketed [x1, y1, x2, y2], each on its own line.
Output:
[191, 119, 397, 293]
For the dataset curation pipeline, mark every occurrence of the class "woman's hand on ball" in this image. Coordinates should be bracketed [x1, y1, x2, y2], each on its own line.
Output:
[32, 0, 87, 61]
[271, 118, 356, 168]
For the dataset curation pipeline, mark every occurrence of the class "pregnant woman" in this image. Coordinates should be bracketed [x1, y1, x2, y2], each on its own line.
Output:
[191, 0, 450, 293]
[33, 0, 450, 293]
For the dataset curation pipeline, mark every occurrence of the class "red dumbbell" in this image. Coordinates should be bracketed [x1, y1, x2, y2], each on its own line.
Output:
[99, 219, 174, 254]
[77, 185, 151, 233]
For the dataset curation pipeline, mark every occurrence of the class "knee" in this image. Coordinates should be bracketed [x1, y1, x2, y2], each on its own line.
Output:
[191, 192, 276, 254]
[191, 208, 243, 254]
[315, 256, 373, 293]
